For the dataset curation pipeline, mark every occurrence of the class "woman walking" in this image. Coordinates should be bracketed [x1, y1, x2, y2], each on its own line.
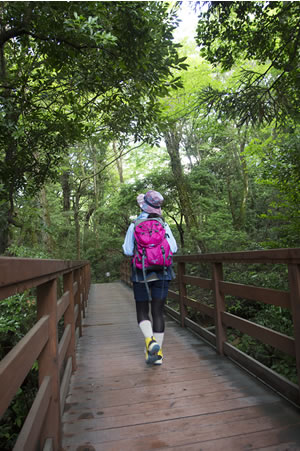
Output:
[122, 190, 178, 365]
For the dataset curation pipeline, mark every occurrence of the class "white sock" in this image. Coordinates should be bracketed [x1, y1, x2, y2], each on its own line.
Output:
[154, 332, 164, 348]
[139, 320, 153, 339]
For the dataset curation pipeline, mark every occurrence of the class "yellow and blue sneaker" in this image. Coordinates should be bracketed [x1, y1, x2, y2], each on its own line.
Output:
[145, 336, 160, 364]
[153, 349, 163, 365]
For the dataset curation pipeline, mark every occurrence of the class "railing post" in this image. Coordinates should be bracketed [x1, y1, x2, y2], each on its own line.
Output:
[80, 269, 85, 319]
[212, 262, 226, 355]
[74, 269, 82, 337]
[84, 264, 89, 307]
[81, 267, 86, 311]
[178, 262, 188, 328]
[88, 263, 91, 290]
[37, 278, 61, 451]
[63, 271, 77, 372]
[288, 263, 300, 401]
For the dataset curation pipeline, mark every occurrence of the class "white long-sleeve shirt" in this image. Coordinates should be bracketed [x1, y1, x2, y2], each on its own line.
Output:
[122, 212, 178, 256]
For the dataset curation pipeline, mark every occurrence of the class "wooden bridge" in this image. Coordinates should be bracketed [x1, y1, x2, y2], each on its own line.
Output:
[1, 249, 300, 450]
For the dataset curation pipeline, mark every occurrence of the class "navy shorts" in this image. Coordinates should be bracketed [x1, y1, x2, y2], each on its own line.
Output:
[133, 280, 169, 302]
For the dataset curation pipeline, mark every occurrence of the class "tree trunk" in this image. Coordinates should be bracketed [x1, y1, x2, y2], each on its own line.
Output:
[164, 125, 205, 252]
[73, 193, 81, 260]
[61, 171, 71, 211]
[112, 141, 124, 184]
[40, 188, 55, 253]
[228, 129, 249, 231]
[238, 136, 249, 229]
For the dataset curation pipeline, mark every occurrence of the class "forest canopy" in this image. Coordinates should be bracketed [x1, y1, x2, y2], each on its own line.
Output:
[0, 0, 299, 271]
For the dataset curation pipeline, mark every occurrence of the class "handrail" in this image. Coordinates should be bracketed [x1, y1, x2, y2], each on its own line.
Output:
[0, 257, 91, 451]
[120, 248, 300, 406]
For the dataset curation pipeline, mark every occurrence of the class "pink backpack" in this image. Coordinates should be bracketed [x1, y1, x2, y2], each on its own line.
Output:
[132, 218, 173, 272]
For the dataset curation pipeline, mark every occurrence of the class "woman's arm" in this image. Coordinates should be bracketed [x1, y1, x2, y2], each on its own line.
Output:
[122, 223, 135, 256]
[165, 224, 178, 254]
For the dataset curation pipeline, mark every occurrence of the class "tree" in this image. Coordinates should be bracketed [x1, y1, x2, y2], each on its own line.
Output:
[0, 1, 184, 252]
[245, 125, 300, 247]
[163, 123, 205, 252]
[158, 53, 214, 252]
[196, 1, 300, 126]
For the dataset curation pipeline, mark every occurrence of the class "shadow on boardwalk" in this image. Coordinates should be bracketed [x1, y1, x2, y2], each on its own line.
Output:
[62, 282, 300, 451]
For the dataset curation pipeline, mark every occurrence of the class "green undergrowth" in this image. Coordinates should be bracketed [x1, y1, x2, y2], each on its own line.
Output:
[166, 263, 297, 384]
[0, 293, 38, 449]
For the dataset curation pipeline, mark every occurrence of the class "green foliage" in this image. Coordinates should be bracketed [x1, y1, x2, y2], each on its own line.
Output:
[196, 1, 300, 125]
[0, 293, 36, 356]
[0, 1, 186, 252]
[5, 244, 52, 259]
[227, 330, 297, 384]
[0, 293, 38, 449]
[245, 126, 300, 247]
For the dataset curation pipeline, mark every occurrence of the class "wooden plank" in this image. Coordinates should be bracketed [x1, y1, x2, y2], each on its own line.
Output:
[13, 376, 52, 451]
[164, 304, 180, 322]
[184, 296, 214, 318]
[224, 342, 300, 405]
[63, 271, 76, 372]
[167, 290, 180, 301]
[288, 263, 300, 393]
[0, 274, 57, 301]
[62, 404, 299, 449]
[74, 269, 82, 337]
[63, 282, 300, 451]
[178, 262, 188, 327]
[74, 304, 79, 323]
[173, 248, 300, 264]
[60, 356, 72, 413]
[157, 425, 300, 451]
[219, 281, 290, 308]
[58, 324, 71, 372]
[0, 316, 49, 418]
[0, 257, 87, 288]
[37, 279, 61, 450]
[183, 275, 213, 290]
[222, 311, 295, 356]
[73, 281, 78, 296]
[57, 291, 70, 322]
[184, 317, 216, 347]
[212, 262, 226, 355]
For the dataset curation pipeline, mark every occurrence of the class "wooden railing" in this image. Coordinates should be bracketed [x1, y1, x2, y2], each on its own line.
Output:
[0, 257, 91, 451]
[120, 248, 300, 406]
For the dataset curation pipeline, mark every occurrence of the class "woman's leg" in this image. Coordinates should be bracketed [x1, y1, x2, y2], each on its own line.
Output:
[133, 282, 152, 334]
[133, 283, 159, 362]
[151, 298, 165, 364]
[151, 280, 169, 364]
[151, 279, 169, 334]
[151, 297, 165, 334]
[135, 300, 153, 337]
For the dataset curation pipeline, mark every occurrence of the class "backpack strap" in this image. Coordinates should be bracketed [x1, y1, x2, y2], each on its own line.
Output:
[133, 216, 165, 230]
[141, 249, 152, 301]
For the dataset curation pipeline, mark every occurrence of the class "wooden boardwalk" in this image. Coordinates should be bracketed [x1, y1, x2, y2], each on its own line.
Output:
[62, 283, 300, 451]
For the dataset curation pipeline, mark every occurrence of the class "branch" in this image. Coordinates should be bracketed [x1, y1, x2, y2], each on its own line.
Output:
[79, 141, 146, 185]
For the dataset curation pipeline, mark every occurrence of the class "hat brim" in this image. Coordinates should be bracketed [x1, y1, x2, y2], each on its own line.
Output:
[140, 202, 162, 215]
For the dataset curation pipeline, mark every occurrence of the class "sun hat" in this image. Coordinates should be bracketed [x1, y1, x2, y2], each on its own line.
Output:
[137, 190, 164, 215]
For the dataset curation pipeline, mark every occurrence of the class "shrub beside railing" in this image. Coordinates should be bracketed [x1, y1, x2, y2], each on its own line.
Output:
[0, 257, 91, 451]
[120, 249, 300, 406]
